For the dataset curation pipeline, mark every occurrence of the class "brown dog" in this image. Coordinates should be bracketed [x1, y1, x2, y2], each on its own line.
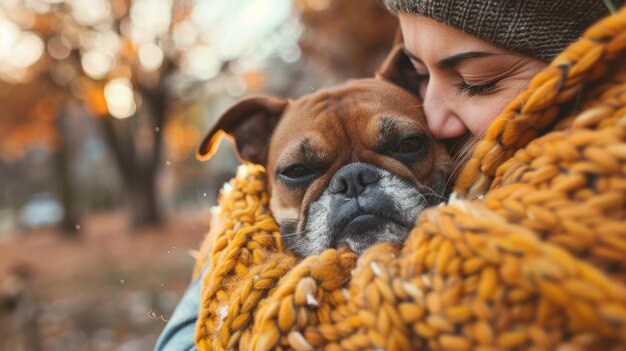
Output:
[198, 51, 450, 257]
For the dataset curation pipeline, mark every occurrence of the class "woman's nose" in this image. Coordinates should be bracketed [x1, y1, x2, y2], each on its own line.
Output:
[421, 83, 468, 140]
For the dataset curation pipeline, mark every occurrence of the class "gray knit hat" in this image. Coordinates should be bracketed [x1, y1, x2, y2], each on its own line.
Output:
[384, 0, 625, 61]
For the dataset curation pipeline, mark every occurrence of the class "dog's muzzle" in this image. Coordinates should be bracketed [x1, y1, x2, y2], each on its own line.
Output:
[325, 163, 418, 252]
[284, 162, 440, 257]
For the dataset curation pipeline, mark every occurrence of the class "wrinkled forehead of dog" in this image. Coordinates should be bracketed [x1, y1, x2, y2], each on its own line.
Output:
[196, 78, 426, 168]
[280, 78, 424, 135]
[270, 79, 426, 158]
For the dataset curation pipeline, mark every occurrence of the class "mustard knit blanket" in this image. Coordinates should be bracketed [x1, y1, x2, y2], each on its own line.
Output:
[193, 8, 626, 351]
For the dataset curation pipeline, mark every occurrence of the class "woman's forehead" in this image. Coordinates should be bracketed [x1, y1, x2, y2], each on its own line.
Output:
[398, 13, 507, 59]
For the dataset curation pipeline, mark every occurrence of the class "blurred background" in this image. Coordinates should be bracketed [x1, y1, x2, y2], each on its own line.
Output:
[0, 0, 397, 349]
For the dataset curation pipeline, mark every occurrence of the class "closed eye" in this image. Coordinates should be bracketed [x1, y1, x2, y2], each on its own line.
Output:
[281, 165, 313, 179]
[455, 78, 499, 97]
[277, 163, 323, 186]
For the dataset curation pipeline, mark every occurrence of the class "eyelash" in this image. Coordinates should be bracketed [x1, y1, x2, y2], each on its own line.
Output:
[455, 79, 499, 97]
[410, 71, 500, 98]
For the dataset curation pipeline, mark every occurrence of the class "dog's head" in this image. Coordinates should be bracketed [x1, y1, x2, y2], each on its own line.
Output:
[198, 51, 450, 256]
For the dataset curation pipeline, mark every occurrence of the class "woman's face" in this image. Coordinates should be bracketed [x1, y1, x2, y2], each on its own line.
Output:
[398, 13, 548, 141]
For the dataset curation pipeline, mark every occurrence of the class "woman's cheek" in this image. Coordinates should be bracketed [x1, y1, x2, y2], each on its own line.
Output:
[465, 94, 513, 136]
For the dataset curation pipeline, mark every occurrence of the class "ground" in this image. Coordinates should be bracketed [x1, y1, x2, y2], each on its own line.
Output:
[0, 210, 210, 351]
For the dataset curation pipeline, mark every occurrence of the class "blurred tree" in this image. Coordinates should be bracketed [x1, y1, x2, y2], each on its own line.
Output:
[0, 0, 296, 228]
[295, 0, 398, 81]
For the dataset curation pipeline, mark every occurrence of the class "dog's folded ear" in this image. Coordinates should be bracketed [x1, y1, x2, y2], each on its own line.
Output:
[196, 95, 287, 166]
[375, 44, 421, 96]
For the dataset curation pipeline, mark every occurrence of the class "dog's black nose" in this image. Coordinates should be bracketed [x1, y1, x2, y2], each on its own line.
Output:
[329, 163, 381, 197]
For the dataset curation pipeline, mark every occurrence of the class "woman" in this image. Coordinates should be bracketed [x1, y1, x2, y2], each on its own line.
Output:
[156, 1, 625, 350]
[387, 1, 617, 140]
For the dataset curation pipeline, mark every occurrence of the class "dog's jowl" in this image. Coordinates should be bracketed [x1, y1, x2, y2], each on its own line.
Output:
[198, 78, 451, 257]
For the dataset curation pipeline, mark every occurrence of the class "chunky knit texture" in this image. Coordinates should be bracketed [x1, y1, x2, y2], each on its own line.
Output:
[193, 8, 626, 351]
[384, 0, 626, 61]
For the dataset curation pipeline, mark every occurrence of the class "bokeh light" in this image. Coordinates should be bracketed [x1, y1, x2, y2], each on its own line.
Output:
[72, 0, 111, 26]
[81, 50, 116, 80]
[129, 0, 171, 44]
[47, 36, 71, 60]
[8, 31, 44, 67]
[25, 0, 51, 13]
[104, 77, 136, 119]
[0, 13, 44, 82]
[172, 20, 197, 49]
[0, 15, 21, 58]
[182, 45, 220, 80]
[138, 42, 163, 72]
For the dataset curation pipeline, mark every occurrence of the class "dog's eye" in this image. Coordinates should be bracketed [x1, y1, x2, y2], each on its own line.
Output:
[277, 163, 325, 186]
[279, 165, 316, 183]
[395, 137, 424, 154]
[282, 165, 310, 178]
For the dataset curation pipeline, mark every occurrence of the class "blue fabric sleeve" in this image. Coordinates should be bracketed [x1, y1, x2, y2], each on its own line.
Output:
[154, 270, 204, 351]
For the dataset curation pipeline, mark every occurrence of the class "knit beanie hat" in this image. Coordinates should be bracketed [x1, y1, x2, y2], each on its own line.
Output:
[384, 0, 625, 61]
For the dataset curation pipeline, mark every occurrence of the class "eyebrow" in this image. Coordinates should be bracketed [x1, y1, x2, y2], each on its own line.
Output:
[403, 48, 498, 69]
[380, 117, 399, 141]
[299, 139, 315, 161]
[298, 138, 326, 163]
[379, 116, 417, 147]
[438, 51, 498, 69]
